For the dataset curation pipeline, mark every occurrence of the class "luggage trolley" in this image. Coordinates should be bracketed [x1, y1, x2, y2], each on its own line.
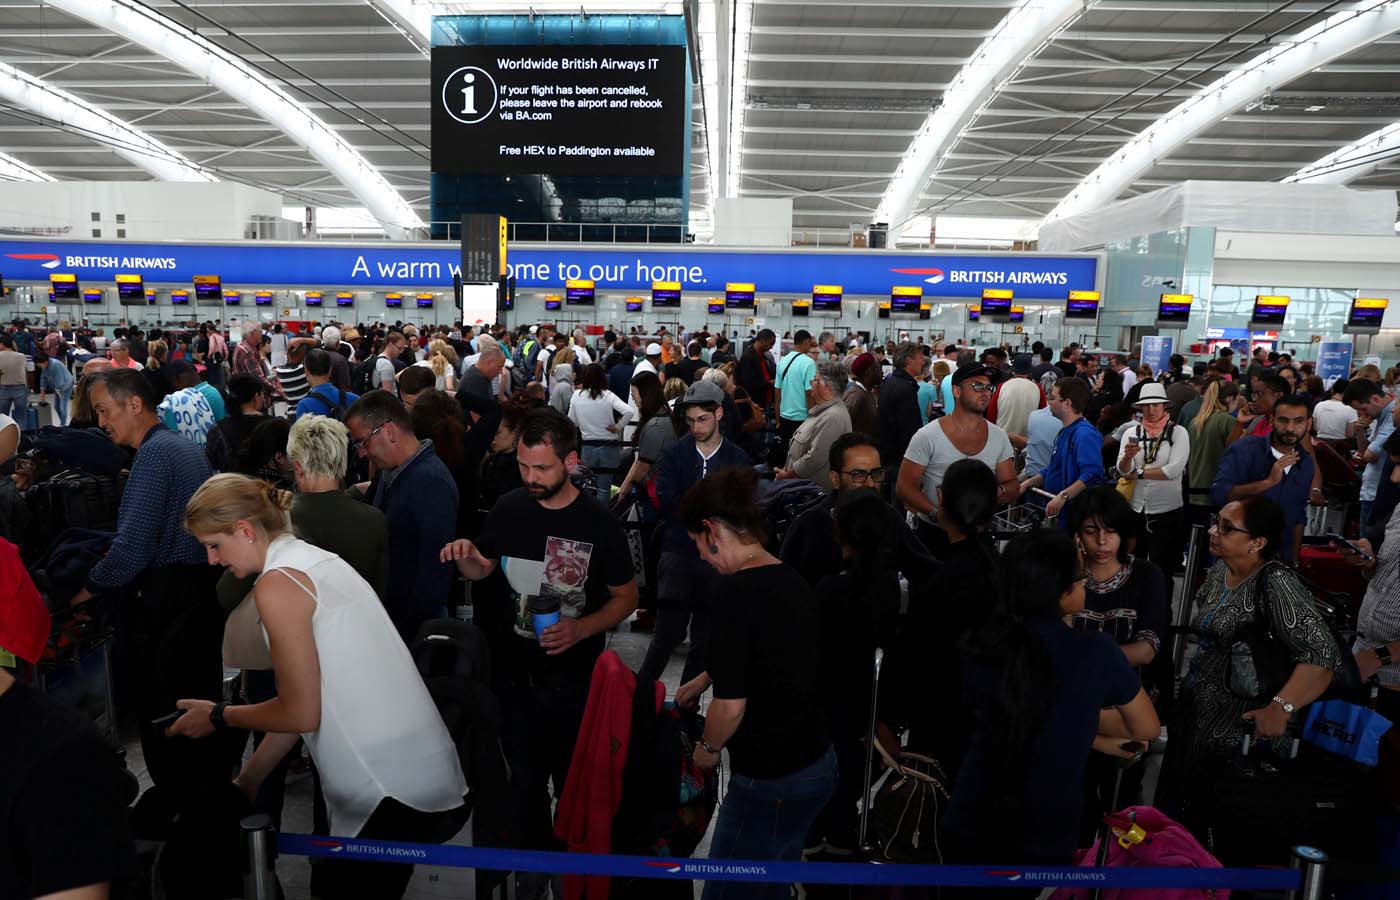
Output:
[993, 487, 1059, 539]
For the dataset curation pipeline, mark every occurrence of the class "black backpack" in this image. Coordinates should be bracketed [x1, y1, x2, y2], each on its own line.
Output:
[350, 356, 379, 395]
[301, 386, 348, 421]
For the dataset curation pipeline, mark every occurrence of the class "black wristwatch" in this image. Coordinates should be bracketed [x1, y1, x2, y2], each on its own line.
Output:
[210, 701, 229, 730]
[1376, 645, 1393, 667]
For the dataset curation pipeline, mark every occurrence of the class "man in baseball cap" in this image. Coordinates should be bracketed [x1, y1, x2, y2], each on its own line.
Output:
[0, 537, 137, 897]
[640, 375, 752, 689]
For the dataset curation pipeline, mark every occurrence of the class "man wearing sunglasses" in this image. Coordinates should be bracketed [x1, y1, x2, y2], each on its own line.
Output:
[899, 364, 1020, 555]
[780, 432, 937, 588]
[641, 380, 753, 684]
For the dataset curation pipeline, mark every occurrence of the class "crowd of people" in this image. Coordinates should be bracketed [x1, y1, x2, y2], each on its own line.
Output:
[2, 313, 1400, 899]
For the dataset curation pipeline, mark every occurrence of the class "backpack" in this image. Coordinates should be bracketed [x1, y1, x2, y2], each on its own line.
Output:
[1039, 369, 1059, 397]
[301, 386, 348, 421]
[350, 356, 379, 395]
[756, 478, 827, 552]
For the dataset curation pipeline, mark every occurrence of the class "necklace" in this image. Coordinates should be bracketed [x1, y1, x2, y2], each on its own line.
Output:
[1086, 557, 1133, 593]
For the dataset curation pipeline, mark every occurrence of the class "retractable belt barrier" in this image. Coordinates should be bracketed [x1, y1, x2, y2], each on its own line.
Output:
[265, 830, 1309, 892]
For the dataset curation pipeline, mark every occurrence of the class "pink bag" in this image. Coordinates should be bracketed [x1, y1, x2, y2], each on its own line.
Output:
[1049, 806, 1228, 900]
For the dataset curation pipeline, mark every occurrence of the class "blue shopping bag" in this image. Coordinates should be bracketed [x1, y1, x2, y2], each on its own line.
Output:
[1302, 698, 1393, 767]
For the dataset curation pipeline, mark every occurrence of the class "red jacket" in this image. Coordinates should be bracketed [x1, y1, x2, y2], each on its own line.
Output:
[554, 651, 663, 900]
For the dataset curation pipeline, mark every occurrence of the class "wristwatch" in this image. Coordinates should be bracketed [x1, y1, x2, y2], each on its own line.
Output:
[1271, 695, 1295, 714]
[210, 701, 229, 730]
[1376, 645, 1393, 667]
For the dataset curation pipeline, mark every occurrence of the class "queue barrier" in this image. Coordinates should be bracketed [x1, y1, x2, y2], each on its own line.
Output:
[241, 816, 1326, 899]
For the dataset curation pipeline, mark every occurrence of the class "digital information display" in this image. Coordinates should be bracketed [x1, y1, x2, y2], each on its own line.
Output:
[386, 292, 404, 308]
[625, 297, 644, 312]
[170, 290, 190, 305]
[254, 291, 274, 307]
[980, 288, 1013, 318]
[812, 284, 842, 312]
[431, 44, 687, 177]
[1250, 294, 1289, 326]
[919, 303, 932, 321]
[1066, 290, 1100, 320]
[566, 279, 596, 306]
[890, 285, 922, 314]
[707, 300, 725, 315]
[651, 280, 681, 308]
[1009, 306, 1025, 324]
[1347, 297, 1387, 332]
[725, 282, 755, 309]
[1157, 293, 1193, 326]
[878, 302, 891, 320]
[545, 295, 562, 311]
[193, 275, 221, 302]
[791, 299, 810, 318]
[224, 291, 241, 306]
[968, 306, 980, 322]
[51, 273, 80, 301]
[116, 273, 145, 305]
[305, 291, 323, 307]
[83, 289, 103, 305]
[336, 292, 355, 307]
[416, 293, 435, 308]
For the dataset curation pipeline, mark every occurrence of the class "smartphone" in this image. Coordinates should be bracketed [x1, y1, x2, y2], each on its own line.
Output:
[151, 710, 185, 728]
[1328, 533, 1374, 561]
[1127, 434, 1140, 445]
[1119, 741, 1146, 755]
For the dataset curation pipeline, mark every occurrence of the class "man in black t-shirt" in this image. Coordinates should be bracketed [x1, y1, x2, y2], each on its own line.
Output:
[1, 539, 136, 900]
[441, 408, 637, 852]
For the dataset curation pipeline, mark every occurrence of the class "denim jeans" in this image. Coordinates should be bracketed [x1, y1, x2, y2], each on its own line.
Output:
[1361, 500, 1374, 529]
[581, 442, 620, 503]
[50, 387, 71, 426]
[0, 384, 27, 425]
[703, 745, 838, 900]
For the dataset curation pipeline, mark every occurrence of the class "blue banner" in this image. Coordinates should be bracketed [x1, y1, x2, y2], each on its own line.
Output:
[274, 833, 1302, 891]
[1141, 335, 1174, 376]
[1317, 341, 1353, 388]
[0, 240, 1098, 298]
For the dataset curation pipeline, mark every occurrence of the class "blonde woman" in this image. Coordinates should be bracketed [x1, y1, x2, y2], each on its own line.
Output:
[170, 473, 465, 899]
[414, 338, 458, 392]
[1186, 380, 1239, 523]
[143, 339, 174, 402]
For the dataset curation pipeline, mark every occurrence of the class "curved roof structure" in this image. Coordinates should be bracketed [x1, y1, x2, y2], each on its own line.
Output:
[1, 0, 1398, 242]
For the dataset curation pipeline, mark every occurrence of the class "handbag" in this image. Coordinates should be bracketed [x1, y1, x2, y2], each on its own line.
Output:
[222, 590, 273, 671]
[870, 739, 950, 863]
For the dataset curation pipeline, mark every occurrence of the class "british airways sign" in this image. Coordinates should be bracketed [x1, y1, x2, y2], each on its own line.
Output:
[0, 240, 1099, 299]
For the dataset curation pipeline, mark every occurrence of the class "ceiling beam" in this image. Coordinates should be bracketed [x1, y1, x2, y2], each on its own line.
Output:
[1287, 120, 1400, 184]
[1048, 1, 1400, 223]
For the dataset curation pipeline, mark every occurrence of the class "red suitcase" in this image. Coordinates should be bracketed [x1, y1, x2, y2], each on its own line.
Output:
[1297, 543, 1368, 630]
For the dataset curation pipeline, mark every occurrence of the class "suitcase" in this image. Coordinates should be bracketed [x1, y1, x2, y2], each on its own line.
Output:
[22, 403, 38, 431]
[33, 619, 118, 746]
[1297, 542, 1369, 630]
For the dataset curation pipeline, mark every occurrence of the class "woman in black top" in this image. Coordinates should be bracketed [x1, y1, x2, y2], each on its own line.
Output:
[410, 388, 502, 538]
[206, 374, 271, 473]
[676, 468, 835, 898]
[473, 391, 530, 532]
[1065, 486, 1169, 840]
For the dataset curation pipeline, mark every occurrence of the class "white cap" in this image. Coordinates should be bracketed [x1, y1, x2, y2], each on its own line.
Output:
[646, 342, 663, 356]
[529, 325, 538, 334]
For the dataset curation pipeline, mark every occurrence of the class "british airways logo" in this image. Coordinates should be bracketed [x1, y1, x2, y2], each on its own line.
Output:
[5, 252, 59, 269]
[891, 267, 945, 285]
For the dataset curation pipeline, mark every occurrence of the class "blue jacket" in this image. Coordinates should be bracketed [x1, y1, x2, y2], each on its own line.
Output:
[368, 439, 459, 642]
[655, 434, 752, 554]
[1211, 435, 1314, 560]
[1042, 416, 1104, 495]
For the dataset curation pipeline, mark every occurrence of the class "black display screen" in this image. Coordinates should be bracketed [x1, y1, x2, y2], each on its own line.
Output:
[968, 307, 980, 322]
[1348, 298, 1386, 328]
[626, 298, 643, 312]
[1250, 296, 1288, 325]
[194, 276, 221, 301]
[811, 290, 841, 312]
[1157, 295, 1192, 324]
[83, 290, 103, 305]
[116, 275, 145, 304]
[417, 295, 435, 308]
[170, 291, 190, 305]
[725, 286, 755, 309]
[707, 301, 724, 315]
[431, 44, 687, 177]
[386, 294, 403, 308]
[1009, 307, 1024, 323]
[1066, 298, 1099, 320]
[254, 292, 273, 307]
[651, 287, 681, 308]
[224, 293, 241, 306]
[980, 294, 1012, 317]
[792, 302, 810, 318]
[335, 293, 354, 307]
[51, 276, 80, 300]
[545, 297, 562, 311]
[566, 284, 595, 306]
[890, 290, 921, 314]
[305, 293, 323, 307]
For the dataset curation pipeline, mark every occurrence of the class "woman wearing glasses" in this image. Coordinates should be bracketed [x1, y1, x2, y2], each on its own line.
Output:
[1158, 496, 1341, 844]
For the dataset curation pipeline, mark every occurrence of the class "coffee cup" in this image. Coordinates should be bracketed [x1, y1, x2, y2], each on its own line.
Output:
[530, 595, 561, 639]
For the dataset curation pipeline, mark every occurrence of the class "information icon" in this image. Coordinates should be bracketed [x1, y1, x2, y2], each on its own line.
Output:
[441, 66, 498, 125]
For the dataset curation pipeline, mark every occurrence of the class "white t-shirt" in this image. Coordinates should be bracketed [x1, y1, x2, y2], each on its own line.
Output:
[372, 355, 398, 397]
[258, 535, 466, 838]
[1312, 398, 1357, 441]
[904, 417, 1014, 521]
[568, 389, 635, 441]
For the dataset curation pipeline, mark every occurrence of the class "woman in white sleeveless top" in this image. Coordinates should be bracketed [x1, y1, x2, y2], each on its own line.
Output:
[168, 473, 466, 899]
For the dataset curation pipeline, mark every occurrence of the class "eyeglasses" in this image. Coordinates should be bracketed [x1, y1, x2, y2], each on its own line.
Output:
[349, 421, 385, 454]
[960, 381, 995, 393]
[838, 468, 885, 484]
[685, 413, 715, 428]
[1209, 514, 1249, 537]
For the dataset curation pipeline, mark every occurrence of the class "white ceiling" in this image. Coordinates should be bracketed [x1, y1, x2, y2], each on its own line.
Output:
[1, 0, 1398, 241]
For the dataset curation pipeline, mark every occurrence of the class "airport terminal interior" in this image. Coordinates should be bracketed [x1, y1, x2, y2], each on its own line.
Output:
[5, 1, 1400, 898]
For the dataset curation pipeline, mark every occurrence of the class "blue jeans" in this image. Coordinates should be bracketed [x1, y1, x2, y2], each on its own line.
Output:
[703, 745, 837, 900]
[1361, 500, 1374, 529]
[581, 442, 620, 503]
[0, 384, 27, 426]
[50, 387, 71, 425]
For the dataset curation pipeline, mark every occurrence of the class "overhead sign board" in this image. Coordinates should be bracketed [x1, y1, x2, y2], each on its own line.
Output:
[1345, 296, 1387, 334]
[431, 44, 687, 177]
[0, 240, 1100, 298]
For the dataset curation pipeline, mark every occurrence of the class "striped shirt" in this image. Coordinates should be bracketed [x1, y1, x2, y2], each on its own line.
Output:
[275, 363, 310, 404]
[1356, 505, 1400, 688]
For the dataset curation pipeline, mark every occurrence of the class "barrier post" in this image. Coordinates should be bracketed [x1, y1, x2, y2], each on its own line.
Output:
[1173, 524, 1208, 672]
[1288, 846, 1328, 900]
[242, 814, 278, 900]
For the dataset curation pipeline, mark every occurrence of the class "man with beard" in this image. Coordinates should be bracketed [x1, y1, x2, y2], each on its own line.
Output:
[345, 390, 458, 642]
[897, 364, 1019, 556]
[441, 408, 636, 861]
[1211, 394, 1315, 562]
